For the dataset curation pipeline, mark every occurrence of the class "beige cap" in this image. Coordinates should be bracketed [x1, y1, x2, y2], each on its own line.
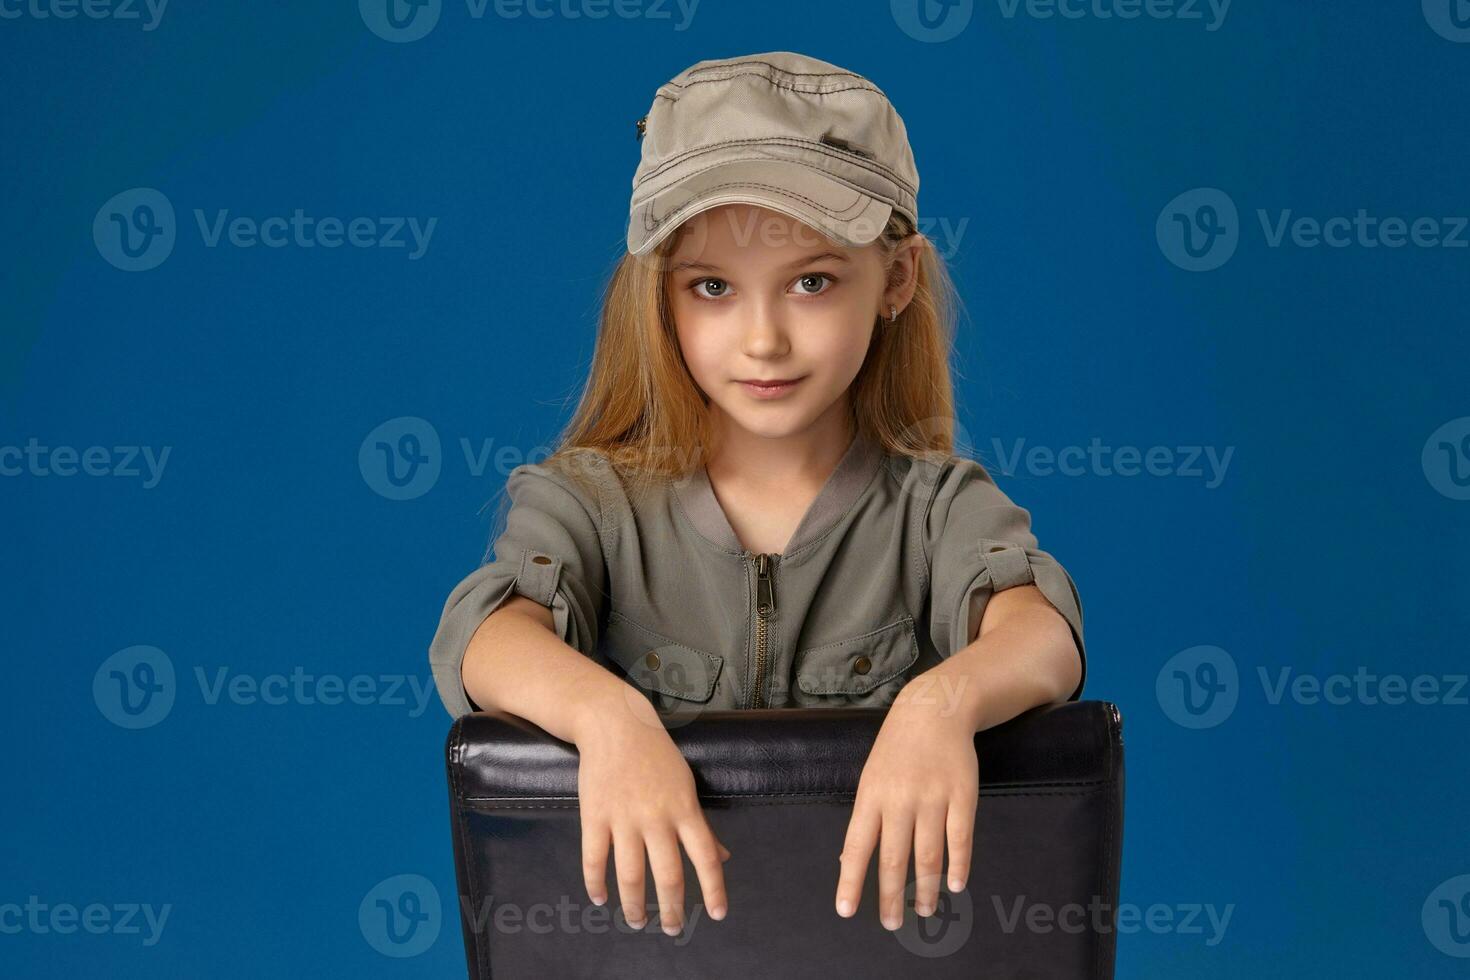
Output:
[627, 51, 920, 257]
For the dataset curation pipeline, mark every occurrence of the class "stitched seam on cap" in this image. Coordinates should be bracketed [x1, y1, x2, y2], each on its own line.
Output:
[682, 60, 871, 81]
[644, 180, 879, 235]
[671, 61, 884, 95]
[636, 136, 917, 196]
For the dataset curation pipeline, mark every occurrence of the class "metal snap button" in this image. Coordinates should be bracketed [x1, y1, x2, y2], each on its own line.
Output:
[853, 655, 872, 675]
[531, 555, 552, 565]
[645, 652, 661, 670]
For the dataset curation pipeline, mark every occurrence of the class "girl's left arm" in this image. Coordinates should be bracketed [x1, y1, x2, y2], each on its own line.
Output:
[832, 583, 1080, 929]
[913, 581, 1082, 731]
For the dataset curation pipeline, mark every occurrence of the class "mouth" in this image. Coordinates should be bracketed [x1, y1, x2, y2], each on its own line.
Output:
[736, 376, 806, 398]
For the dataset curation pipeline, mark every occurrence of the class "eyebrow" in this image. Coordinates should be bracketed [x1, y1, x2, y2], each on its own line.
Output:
[668, 251, 852, 274]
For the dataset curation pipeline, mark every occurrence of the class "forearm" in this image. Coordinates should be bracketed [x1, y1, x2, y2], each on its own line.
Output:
[897, 585, 1081, 734]
[461, 598, 648, 745]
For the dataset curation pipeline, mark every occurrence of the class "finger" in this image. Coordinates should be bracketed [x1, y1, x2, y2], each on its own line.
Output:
[834, 799, 881, 918]
[877, 806, 915, 931]
[679, 819, 729, 921]
[612, 826, 648, 929]
[644, 827, 687, 936]
[911, 803, 948, 917]
[581, 817, 612, 906]
[946, 789, 977, 893]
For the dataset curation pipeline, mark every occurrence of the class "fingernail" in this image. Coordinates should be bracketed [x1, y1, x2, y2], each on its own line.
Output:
[710, 903, 726, 920]
[883, 913, 901, 930]
[948, 877, 965, 892]
[916, 902, 933, 916]
[662, 922, 681, 936]
[836, 898, 853, 917]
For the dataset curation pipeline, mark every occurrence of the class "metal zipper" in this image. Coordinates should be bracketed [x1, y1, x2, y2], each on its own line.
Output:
[749, 552, 777, 708]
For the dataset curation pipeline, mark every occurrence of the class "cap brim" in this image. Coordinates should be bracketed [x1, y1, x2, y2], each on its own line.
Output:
[627, 158, 894, 256]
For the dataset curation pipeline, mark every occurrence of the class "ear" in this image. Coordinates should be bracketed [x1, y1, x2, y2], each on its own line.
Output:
[882, 234, 924, 316]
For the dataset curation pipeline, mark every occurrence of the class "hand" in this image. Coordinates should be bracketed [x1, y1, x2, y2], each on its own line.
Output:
[575, 695, 733, 935]
[833, 698, 979, 930]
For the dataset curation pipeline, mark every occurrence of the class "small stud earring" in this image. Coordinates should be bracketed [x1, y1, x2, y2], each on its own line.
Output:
[888, 305, 898, 323]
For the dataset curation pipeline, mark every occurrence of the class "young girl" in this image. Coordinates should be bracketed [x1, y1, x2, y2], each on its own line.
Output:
[429, 51, 1086, 940]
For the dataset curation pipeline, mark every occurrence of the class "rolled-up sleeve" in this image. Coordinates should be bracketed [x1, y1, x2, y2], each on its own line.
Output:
[924, 457, 1086, 701]
[428, 458, 608, 718]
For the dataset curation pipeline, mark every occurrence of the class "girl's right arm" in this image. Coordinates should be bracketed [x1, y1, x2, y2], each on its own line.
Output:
[463, 595, 732, 935]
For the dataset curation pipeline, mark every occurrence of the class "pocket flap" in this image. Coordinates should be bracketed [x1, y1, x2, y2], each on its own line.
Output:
[796, 616, 921, 696]
[602, 612, 724, 703]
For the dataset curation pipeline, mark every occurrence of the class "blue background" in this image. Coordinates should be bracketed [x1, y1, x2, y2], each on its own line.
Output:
[3, 1, 1468, 975]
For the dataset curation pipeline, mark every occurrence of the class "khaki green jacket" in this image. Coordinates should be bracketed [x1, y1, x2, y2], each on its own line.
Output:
[429, 431, 1085, 720]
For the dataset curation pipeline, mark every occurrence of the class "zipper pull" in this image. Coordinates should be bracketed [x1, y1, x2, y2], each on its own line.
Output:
[756, 553, 775, 615]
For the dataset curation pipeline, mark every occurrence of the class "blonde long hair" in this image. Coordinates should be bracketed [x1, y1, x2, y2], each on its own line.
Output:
[481, 210, 966, 551]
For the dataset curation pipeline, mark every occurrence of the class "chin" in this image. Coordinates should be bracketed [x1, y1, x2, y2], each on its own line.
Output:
[721, 408, 821, 442]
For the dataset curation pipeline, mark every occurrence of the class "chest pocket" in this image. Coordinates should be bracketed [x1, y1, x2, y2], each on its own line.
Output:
[793, 615, 921, 706]
[601, 611, 725, 706]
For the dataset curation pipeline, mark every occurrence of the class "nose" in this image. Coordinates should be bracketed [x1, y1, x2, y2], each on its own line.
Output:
[740, 296, 790, 359]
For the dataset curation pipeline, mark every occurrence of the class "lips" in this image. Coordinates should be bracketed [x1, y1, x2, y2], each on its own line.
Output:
[736, 376, 805, 399]
[737, 377, 803, 386]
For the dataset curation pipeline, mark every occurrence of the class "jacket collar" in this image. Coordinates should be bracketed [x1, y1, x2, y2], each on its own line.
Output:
[671, 429, 885, 556]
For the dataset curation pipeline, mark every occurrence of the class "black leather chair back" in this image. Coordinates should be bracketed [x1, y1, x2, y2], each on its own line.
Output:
[446, 700, 1124, 979]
